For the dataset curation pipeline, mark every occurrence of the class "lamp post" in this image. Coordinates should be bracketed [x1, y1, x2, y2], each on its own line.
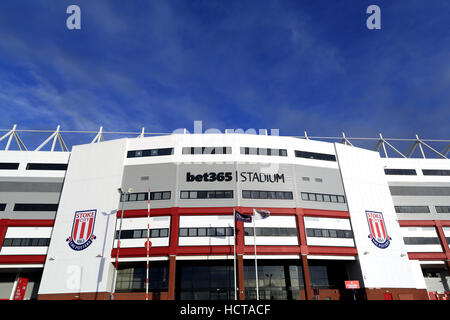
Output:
[110, 187, 133, 300]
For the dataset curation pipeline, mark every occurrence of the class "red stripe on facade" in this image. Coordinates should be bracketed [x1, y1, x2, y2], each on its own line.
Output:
[407, 252, 447, 260]
[0, 255, 47, 264]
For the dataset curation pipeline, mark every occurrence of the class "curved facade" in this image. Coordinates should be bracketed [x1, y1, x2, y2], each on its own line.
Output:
[0, 133, 449, 300]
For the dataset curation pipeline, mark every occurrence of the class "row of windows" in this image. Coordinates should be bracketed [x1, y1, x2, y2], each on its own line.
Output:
[182, 147, 232, 155]
[240, 147, 287, 157]
[301, 192, 346, 203]
[242, 190, 293, 200]
[180, 190, 233, 199]
[306, 228, 354, 239]
[436, 206, 450, 214]
[394, 206, 450, 214]
[117, 190, 347, 202]
[116, 228, 169, 239]
[403, 237, 441, 245]
[2, 238, 50, 247]
[384, 168, 450, 176]
[295, 150, 336, 162]
[179, 227, 234, 237]
[0, 162, 67, 171]
[120, 191, 171, 202]
[395, 206, 430, 213]
[244, 227, 298, 237]
[127, 148, 174, 158]
[125, 148, 338, 162]
[13, 203, 58, 211]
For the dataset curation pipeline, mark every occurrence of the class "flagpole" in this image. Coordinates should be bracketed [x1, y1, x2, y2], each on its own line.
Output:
[146, 187, 151, 301]
[253, 209, 259, 300]
[233, 209, 237, 300]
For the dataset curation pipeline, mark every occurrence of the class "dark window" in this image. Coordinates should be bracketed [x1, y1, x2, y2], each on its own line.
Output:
[306, 228, 353, 239]
[127, 148, 173, 158]
[179, 227, 234, 237]
[116, 228, 170, 239]
[242, 190, 293, 200]
[384, 169, 417, 175]
[244, 227, 298, 237]
[177, 261, 234, 300]
[2, 238, 50, 246]
[0, 163, 19, 170]
[26, 163, 68, 171]
[120, 191, 171, 202]
[295, 150, 336, 162]
[403, 237, 440, 245]
[301, 192, 346, 204]
[180, 190, 233, 199]
[395, 206, 430, 213]
[244, 261, 305, 300]
[436, 206, 450, 214]
[182, 147, 232, 155]
[116, 262, 169, 293]
[422, 169, 450, 176]
[0, 203, 6, 211]
[240, 147, 287, 157]
[13, 203, 58, 211]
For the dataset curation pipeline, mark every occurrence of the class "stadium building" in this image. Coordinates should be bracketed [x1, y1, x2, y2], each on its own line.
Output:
[0, 126, 449, 300]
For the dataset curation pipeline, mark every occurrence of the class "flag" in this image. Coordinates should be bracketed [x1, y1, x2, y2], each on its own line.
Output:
[235, 209, 252, 223]
[253, 209, 270, 219]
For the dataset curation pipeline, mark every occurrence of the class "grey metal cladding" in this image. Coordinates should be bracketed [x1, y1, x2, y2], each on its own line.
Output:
[0, 191, 60, 219]
[390, 186, 450, 196]
[294, 165, 348, 211]
[121, 163, 178, 210]
[178, 162, 237, 207]
[237, 162, 294, 208]
[0, 181, 63, 193]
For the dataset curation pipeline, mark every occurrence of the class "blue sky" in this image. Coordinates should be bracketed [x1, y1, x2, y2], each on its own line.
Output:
[0, 0, 449, 149]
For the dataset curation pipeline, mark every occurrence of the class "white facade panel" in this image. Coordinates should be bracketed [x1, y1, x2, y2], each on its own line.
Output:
[116, 238, 169, 248]
[305, 237, 354, 247]
[303, 216, 352, 230]
[179, 215, 234, 227]
[335, 143, 427, 289]
[0, 247, 48, 255]
[244, 236, 298, 246]
[117, 216, 171, 230]
[38, 139, 127, 295]
[4, 227, 52, 238]
[178, 237, 233, 246]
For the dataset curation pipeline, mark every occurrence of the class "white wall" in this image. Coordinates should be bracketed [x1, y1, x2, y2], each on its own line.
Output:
[335, 143, 426, 289]
[38, 139, 127, 295]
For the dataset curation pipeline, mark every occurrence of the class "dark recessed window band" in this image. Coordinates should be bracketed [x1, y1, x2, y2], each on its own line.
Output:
[182, 147, 232, 155]
[295, 150, 336, 162]
[422, 169, 450, 176]
[395, 206, 430, 214]
[0, 162, 19, 170]
[0, 203, 6, 211]
[242, 190, 293, 200]
[306, 228, 353, 239]
[301, 192, 346, 203]
[384, 169, 417, 175]
[179, 227, 234, 237]
[180, 190, 233, 199]
[244, 227, 298, 237]
[2, 238, 50, 247]
[403, 237, 441, 245]
[436, 206, 450, 214]
[127, 148, 173, 158]
[26, 163, 68, 170]
[240, 147, 287, 157]
[121, 191, 171, 202]
[116, 228, 169, 239]
[13, 203, 58, 211]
